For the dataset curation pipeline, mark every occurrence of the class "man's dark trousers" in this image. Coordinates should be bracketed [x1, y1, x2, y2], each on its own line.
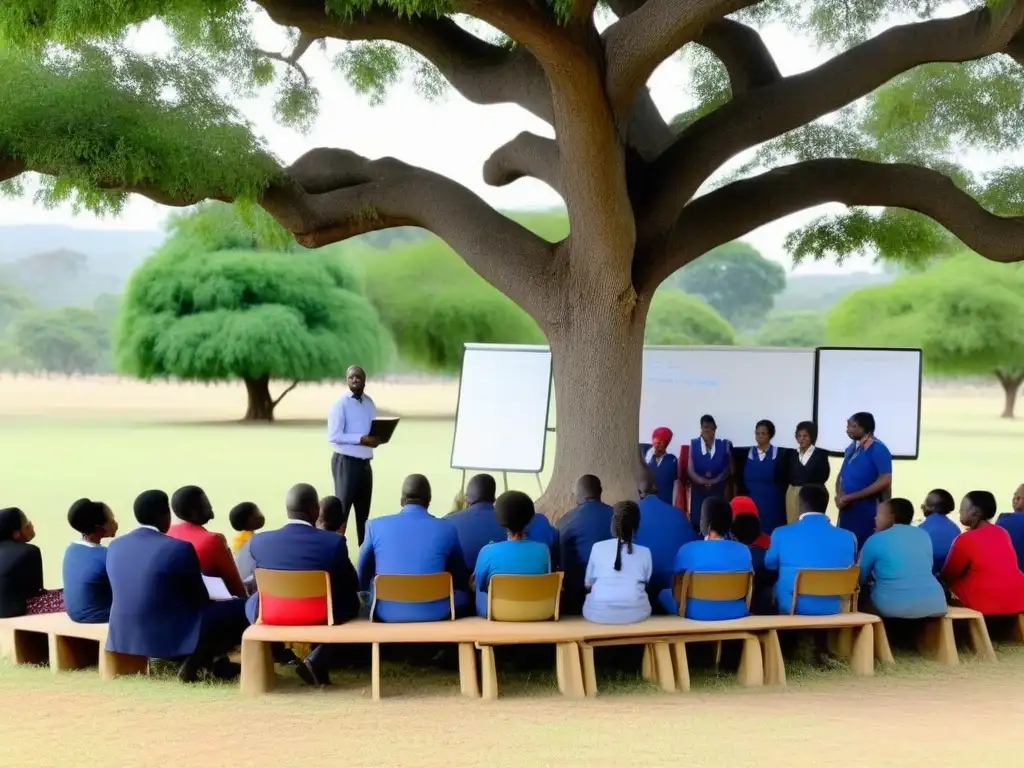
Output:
[331, 453, 373, 546]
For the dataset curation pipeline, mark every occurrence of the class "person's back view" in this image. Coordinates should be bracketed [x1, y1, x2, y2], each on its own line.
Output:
[445, 474, 504, 572]
[62, 498, 118, 623]
[765, 485, 857, 615]
[357, 474, 469, 622]
[583, 501, 652, 624]
[634, 469, 697, 603]
[558, 475, 614, 614]
[996, 483, 1024, 573]
[918, 489, 961, 574]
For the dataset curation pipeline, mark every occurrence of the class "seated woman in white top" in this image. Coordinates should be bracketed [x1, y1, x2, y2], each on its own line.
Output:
[583, 501, 653, 624]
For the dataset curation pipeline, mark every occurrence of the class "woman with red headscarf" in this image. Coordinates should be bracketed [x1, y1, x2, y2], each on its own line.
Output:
[645, 427, 679, 507]
[730, 497, 777, 614]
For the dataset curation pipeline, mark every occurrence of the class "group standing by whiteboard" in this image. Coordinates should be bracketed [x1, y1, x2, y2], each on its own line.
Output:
[643, 411, 892, 549]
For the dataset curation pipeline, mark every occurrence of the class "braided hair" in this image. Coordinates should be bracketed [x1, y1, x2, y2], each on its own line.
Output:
[611, 500, 641, 571]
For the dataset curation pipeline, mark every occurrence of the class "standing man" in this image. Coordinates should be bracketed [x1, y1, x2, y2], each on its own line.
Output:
[327, 365, 378, 546]
[835, 411, 892, 550]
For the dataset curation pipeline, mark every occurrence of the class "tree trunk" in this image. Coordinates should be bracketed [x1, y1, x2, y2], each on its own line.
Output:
[243, 376, 275, 421]
[536, 285, 649, 522]
[996, 371, 1024, 419]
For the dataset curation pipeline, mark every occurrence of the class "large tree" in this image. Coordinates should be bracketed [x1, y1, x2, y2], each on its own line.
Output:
[827, 255, 1024, 418]
[117, 204, 392, 420]
[13, 305, 109, 375]
[3, 1, 1024, 515]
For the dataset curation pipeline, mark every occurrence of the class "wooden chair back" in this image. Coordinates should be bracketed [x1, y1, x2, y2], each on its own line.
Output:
[371, 573, 455, 620]
[254, 569, 333, 626]
[487, 573, 563, 621]
[790, 566, 861, 615]
[673, 571, 753, 617]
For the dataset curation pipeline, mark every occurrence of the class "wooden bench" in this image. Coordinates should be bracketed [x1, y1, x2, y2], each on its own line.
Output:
[0, 614, 148, 679]
[914, 607, 996, 664]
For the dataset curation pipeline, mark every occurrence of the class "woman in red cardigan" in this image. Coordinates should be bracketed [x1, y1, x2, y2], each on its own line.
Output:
[166, 485, 248, 599]
[941, 490, 1024, 616]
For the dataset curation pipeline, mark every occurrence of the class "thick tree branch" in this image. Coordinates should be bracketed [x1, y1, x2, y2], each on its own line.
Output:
[641, 3, 1024, 240]
[271, 380, 300, 408]
[635, 159, 1024, 292]
[483, 131, 562, 196]
[696, 18, 781, 93]
[254, 32, 318, 83]
[603, 0, 757, 128]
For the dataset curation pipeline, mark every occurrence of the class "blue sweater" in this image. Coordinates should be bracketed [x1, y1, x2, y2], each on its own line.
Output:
[996, 513, 1024, 573]
[858, 525, 947, 619]
[62, 542, 112, 623]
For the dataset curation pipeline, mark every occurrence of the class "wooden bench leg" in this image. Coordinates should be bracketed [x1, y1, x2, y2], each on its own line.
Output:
[670, 642, 690, 692]
[828, 627, 854, 660]
[12, 630, 48, 666]
[873, 622, 895, 665]
[458, 643, 480, 699]
[1013, 614, 1024, 644]
[737, 636, 763, 687]
[919, 617, 958, 665]
[371, 642, 382, 701]
[641, 644, 656, 682]
[850, 624, 874, 676]
[556, 643, 585, 699]
[480, 646, 499, 701]
[761, 630, 786, 686]
[99, 649, 149, 680]
[48, 634, 99, 673]
[968, 617, 997, 663]
[581, 645, 597, 698]
[652, 642, 676, 693]
[240, 639, 275, 696]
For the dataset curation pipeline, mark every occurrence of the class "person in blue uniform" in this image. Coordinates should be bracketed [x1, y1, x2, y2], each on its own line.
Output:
[996, 483, 1024, 573]
[686, 414, 732, 535]
[835, 412, 892, 550]
[644, 427, 679, 506]
[742, 419, 786, 536]
[918, 488, 961, 574]
[634, 467, 696, 610]
[557, 475, 614, 614]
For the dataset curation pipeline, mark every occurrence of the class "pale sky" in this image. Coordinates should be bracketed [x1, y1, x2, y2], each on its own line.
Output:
[0, 13, 879, 275]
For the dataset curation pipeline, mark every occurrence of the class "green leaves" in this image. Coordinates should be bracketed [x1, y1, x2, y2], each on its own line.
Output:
[645, 290, 735, 346]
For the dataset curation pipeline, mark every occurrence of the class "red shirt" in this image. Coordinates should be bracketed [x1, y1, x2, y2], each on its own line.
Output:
[166, 521, 247, 598]
[942, 523, 1024, 615]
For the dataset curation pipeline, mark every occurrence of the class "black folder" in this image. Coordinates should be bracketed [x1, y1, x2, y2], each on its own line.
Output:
[369, 417, 400, 444]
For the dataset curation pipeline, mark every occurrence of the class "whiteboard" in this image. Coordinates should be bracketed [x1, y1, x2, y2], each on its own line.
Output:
[813, 347, 922, 458]
[640, 347, 816, 450]
[451, 344, 552, 472]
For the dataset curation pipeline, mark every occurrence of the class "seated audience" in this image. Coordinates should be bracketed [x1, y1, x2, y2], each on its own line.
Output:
[558, 475, 614, 614]
[106, 490, 249, 682]
[246, 483, 361, 686]
[0, 507, 64, 617]
[62, 498, 118, 623]
[730, 496, 777, 615]
[229, 501, 264, 589]
[765, 485, 857, 615]
[446, 474, 504, 572]
[996, 483, 1024, 573]
[167, 485, 247, 599]
[357, 474, 470, 622]
[941, 490, 1024, 616]
[583, 501, 653, 624]
[858, 498, 946, 619]
[473, 491, 551, 617]
[918, 488, 960, 575]
[317, 496, 345, 533]
[658, 498, 752, 619]
[635, 467, 697, 608]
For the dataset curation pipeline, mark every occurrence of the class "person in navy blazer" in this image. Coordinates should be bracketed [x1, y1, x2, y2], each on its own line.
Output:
[105, 490, 249, 682]
[246, 483, 361, 686]
[557, 475, 615, 615]
[764, 485, 857, 615]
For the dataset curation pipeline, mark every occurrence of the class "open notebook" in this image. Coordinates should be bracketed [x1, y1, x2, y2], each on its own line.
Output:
[202, 575, 233, 601]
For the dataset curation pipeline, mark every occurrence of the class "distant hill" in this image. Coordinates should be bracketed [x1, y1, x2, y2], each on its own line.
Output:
[775, 271, 895, 312]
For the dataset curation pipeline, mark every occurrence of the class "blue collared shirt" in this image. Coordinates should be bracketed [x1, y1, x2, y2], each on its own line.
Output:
[327, 391, 376, 459]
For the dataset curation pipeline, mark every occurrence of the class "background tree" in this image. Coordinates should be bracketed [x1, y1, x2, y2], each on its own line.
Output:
[4, 2, 1024, 514]
[645, 290, 735, 346]
[748, 310, 824, 348]
[827, 255, 1024, 418]
[671, 242, 785, 330]
[0, 280, 33, 335]
[13, 306, 108, 375]
[117, 204, 392, 421]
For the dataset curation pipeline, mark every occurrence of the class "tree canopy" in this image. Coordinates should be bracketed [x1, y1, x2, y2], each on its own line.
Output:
[748, 310, 824, 348]
[4, 0, 1024, 514]
[117, 203, 392, 420]
[826, 255, 1024, 417]
[671, 241, 785, 330]
[14, 305, 109, 374]
[645, 290, 735, 346]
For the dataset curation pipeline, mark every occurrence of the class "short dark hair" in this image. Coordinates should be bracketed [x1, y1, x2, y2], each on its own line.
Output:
[700, 414, 716, 428]
[134, 490, 170, 528]
[0, 508, 24, 541]
[703, 498, 733, 537]
[611, 501, 641, 571]
[965, 490, 997, 521]
[755, 419, 776, 439]
[171, 485, 206, 522]
[466, 474, 497, 505]
[68, 498, 108, 535]
[850, 411, 876, 434]
[229, 502, 260, 532]
[798, 485, 830, 514]
[927, 489, 955, 515]
[575, 474, 602, 502]
[795, 420, 818, 443]
[887, 497, 915, 526]
[731, 513, 762, 545]
[318, 496, 344, 532]
[494, 491, 535, 534]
